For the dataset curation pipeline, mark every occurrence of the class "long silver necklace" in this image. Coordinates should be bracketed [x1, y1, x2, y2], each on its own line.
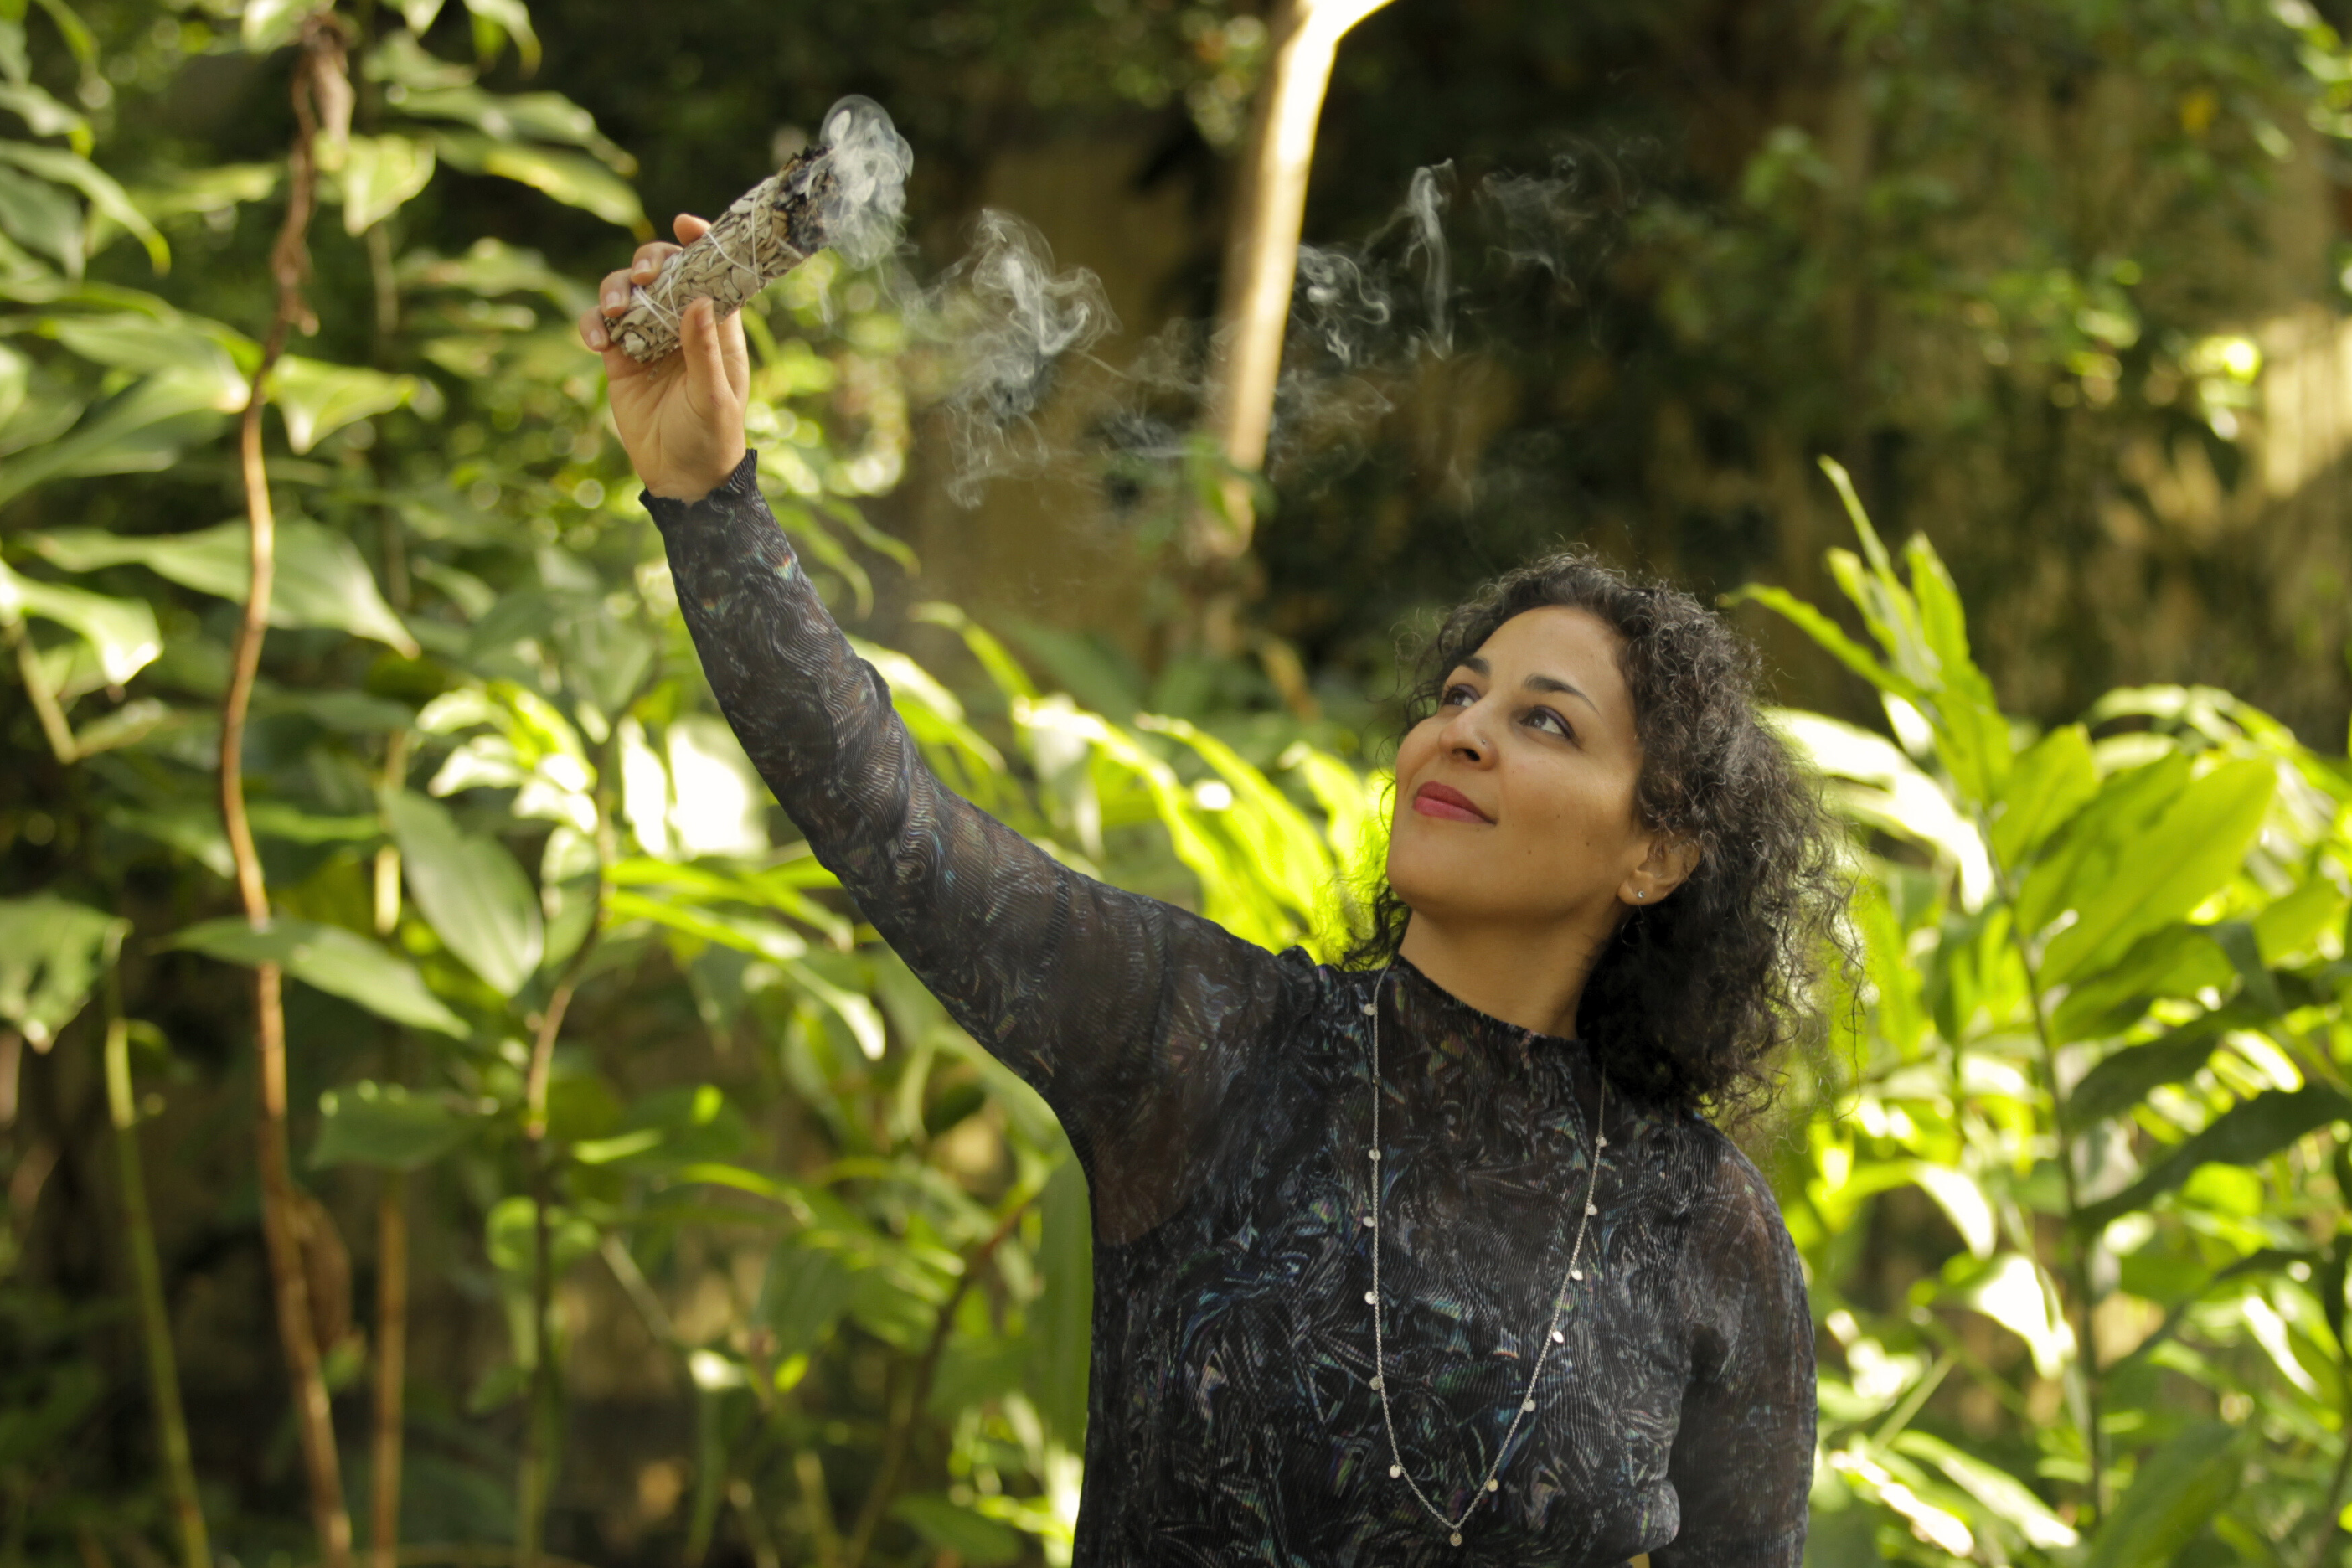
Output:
[1359, 962, 1608, 1548]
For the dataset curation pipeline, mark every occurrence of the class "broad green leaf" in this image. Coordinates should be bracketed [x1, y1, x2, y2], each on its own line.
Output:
[1991, 724, 2097, 868]
[0, 895, 121, 1048]
[0, 140, 164, 271]
[0, 557, 161, 683]
[571, 1083, 748, 1169]
[2068, 1014, 2241, 1125]
[2076, 1086, 2352, 1230]
[389, 82, 630, 172]
[2048, 921, 2235, 1043]
[2031, 756, 2273, 987]
[268, 355, 419, 454]
[312, 1080, 474, 1170]
[0, 162, 81, 272]
[758, 1232, 862, 1359]
[337, 134, 436, 234]
[32, 518, 418, 653]
[0, 81, 89, 149]
[1724, 583, 1928, 707]
[429, 131, 645, 232]
[240, 0, 320, 51]
[168, 916, 467, 1036]
[45, 309, 252, 407]
[0, 373, 233, 507]
[1964, 1252, 2073, 1378]
[1769, 708, 1991, 905]
[2081, 1422, 2237, 1568]
[892, 1497, 1021, 1567]
[384, 789, 544, 996]
[459, 0, 541, 73]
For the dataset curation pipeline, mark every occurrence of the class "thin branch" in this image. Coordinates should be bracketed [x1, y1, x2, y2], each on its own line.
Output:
[6, 617, 79, 763]
[101, 933, 208, 1568]
[224, 15, 354, 1567]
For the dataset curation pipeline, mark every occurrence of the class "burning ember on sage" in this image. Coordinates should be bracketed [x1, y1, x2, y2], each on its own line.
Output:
[608, 95, 914, 364]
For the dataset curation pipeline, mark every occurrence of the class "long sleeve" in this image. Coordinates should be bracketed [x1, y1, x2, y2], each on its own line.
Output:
[646, 455, 1300, 1237]
[1654, 1136, 1818, 1568]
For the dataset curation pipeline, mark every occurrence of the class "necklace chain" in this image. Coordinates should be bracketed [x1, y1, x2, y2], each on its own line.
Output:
[1361, 962, 1608, 1549]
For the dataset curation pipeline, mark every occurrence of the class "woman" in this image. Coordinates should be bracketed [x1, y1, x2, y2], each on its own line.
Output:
[580, 219, 1840, 1566]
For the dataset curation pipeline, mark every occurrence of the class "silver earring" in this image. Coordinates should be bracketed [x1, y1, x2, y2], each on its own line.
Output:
[1635, 891, 1646, 900]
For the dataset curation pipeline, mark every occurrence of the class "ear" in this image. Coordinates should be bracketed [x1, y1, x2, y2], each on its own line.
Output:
[1619, 834, 1700, 909]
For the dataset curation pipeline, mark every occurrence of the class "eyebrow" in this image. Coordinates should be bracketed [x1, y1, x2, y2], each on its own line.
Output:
[1460, 655, 1602, 715]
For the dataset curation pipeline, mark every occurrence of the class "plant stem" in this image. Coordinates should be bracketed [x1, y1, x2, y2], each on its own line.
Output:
[101, 937, 208, 1568]
[4, 621, 78, 763]
[515, 950, 593, 1568]
[224, 18, 353, 1567]
[2005, 909, 2106, 1522]
[369, 734, 410, 1568]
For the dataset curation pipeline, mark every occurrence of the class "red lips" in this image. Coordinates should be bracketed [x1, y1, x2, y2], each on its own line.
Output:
[1412, 781, 1492, 823]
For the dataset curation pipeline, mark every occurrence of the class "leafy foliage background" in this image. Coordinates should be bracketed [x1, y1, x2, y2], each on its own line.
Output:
[5, 3, 2352, 1568]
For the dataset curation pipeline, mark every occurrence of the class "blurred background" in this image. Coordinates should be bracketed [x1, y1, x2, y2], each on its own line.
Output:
[5, 1, 2352, 1565]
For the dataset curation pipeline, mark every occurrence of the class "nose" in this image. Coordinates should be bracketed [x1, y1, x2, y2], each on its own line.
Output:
[1435, 696, 1496, 766]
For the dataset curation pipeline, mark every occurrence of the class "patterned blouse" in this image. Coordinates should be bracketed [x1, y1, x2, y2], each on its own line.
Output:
[647, 455, 1816, 1567]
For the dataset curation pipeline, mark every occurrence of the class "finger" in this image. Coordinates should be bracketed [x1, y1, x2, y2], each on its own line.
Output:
[680, 297, 736, 414]
[577, 305, 611, 353]
[632, 238, 685, 275]
[599, 266, 642, 317]
[673, 212, 713, 244]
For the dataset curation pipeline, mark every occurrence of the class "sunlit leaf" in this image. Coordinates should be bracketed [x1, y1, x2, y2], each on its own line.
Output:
[0, 557, 162, 683]
[0, 140, 164, 271]
[389, 81, 630, 172]
[2068, 1013, 2241, 1125]
[1991, 724, 2097, 868]
[168, 916, 467, 1036]
[458, 0, 542, 74]
[0, 895, 121, 1049]
[338, 134, 436, 235]
[268, 354, 420, 454]
[1029, 1159, 1091, 1444]
[0, 373, 235, 506]
[1891, 1431, 2076, 1549]
[2076, 1086, 2352, 1230]
[384, 789, 544, 996]
[429, 131, 644, 232]
[0, 162, 81, 273]
[32, 518, 419, 654]
[312, 1080, 476, 1170]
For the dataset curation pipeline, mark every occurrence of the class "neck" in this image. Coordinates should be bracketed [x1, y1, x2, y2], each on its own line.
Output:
[1395, 909, 1614, 1039]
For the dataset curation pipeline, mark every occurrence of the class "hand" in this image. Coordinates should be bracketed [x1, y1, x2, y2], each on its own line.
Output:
[578, 213, 750, 502]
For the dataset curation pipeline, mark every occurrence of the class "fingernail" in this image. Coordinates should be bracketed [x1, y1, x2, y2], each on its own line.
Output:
[585, 323, 608, 349]
[602, 287, 623, 311]
[634, 263, 655, 281]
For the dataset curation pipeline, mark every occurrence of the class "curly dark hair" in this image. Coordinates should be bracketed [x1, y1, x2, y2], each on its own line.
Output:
[1349, 549, 1851, 1116]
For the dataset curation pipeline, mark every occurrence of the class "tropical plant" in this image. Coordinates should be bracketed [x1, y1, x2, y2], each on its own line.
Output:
[1756, 461, 2352, 1566]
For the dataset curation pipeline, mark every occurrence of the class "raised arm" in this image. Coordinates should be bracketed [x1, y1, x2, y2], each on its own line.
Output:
[581, 222, 1301, 1236]
[1654, 1137, 1818, 1568]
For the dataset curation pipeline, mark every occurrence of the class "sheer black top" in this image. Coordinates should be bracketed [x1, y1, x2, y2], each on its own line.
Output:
[647, 456, 1816, 1568]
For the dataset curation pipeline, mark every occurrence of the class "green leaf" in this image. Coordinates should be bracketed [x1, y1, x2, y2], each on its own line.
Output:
[892, 1497, 1021, 1566]
[32, 518, 418, 653]
[758, 1232, 862, 1359]
[312, 1080, 474, 1170]
[429, 131, 645, 232]
[0, 372, 235, 506]
[2076, 1086, 2352, 1230]
[268, 354, 419, 454]
[2067, 1014, 2239, 1125]
[1891, 1431, 2076, 1550]
[2081, 1422, 2238, 1568]
[1726, 582, 1928, 707]
[459, 0, 541, 74]
[2032, 756, 2274, 988]
[1991, 724, 2097, 868]
[0, 140, 164, 271]
[389, 81, 631, 172]
[337, 134, 436, 235]
[384, 789, 544, 996]
[0, 557, 162, 683]
[572, 1083, 749, 1169]
[0, 895, 121, 1048]
[168, 916, 467, 1036]
[484, 1194, 597, 1278]
[45, 309, 253, 405]
[0, 162, 81, 272]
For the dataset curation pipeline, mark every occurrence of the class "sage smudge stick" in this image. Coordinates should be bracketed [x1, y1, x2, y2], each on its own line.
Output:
[611, 95, 911, 364]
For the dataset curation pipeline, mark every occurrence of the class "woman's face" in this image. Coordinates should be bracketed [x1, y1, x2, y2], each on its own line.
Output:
[1386, 606, 1668, 932]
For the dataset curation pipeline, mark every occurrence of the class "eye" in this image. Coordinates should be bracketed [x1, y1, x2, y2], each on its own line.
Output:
[1439, 681, 1479, 708]
[1523, 705, 1577, 742]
